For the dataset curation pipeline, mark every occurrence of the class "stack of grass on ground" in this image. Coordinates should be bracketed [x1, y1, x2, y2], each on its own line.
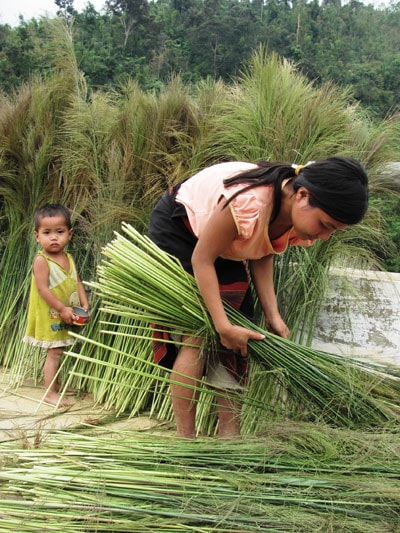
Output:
[0, 424, 399, 531]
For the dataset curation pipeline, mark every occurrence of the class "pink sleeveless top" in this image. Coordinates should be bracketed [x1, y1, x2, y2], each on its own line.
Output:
[176, 161, 314, 260]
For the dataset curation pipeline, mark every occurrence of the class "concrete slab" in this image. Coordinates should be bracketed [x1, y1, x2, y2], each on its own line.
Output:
[313, 268, 400, 367]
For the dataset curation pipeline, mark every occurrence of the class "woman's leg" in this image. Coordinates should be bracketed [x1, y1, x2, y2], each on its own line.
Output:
[170, 339, 205, 438]
[216, 393, 241, 438]
[208, 352, 243, 438]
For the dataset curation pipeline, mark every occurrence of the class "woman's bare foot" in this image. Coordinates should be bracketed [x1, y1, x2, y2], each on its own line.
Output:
[55, 383, 76, 394]
[218, 430, 241, 439]
[61, 386, 76, 395]
[44, 391, 72, 407]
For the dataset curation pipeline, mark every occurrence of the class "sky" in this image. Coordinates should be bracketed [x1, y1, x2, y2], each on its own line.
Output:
[0, 0, 390, 27]
[0, 0, 106, 27]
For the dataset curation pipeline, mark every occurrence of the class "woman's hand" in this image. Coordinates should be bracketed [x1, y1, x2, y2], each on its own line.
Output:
[218, 324, 265, 357]
[265, 314, 290, 339]
[250, 256, 290, 339]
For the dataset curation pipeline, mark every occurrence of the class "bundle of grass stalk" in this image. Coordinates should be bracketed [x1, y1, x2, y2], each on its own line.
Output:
[1, 425, 400, 531]
[82, 222, 400, 428]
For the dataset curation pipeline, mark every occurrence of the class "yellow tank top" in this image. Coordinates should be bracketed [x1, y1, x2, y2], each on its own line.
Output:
[23, 251, 81, 349]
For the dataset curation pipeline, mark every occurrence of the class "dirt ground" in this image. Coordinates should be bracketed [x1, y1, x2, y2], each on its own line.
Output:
[0, 367, 174, 445]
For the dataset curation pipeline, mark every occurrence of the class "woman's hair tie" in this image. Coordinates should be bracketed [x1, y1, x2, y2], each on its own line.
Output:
[291, 161, 315, 175]
[293, 164, 304, 175]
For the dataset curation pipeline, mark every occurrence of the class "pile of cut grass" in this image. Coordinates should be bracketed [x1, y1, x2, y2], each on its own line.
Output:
[0, 424, 399, 531]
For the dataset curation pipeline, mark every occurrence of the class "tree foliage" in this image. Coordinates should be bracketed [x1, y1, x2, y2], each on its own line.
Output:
[0, 0, 400, 117]
[369, 192, 400, 272]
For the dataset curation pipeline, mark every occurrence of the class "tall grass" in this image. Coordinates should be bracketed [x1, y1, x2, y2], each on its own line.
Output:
[196, 50, 360, 163]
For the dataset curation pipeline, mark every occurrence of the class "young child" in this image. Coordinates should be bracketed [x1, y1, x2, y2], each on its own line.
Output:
[23, 204, 89, 406]
[149, 156, 369, 438]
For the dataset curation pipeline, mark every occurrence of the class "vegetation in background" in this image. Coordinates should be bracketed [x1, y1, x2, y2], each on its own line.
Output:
[1, 0, 399, 271]
[370, 192, 400, 272]
[0, 0, 400, 119]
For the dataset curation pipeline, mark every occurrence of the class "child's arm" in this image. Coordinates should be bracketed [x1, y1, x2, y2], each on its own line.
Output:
[77, 277, 89, 312]
[33, 255, 75, 325]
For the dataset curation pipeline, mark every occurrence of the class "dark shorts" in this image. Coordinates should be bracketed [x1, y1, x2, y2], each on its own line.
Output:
[148, 186, 253, 382]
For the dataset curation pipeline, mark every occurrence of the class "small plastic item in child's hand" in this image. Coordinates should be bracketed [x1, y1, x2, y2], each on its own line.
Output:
[72, 306, 90, 326]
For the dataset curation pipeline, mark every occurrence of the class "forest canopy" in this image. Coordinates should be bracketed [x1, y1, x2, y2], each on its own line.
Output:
[0, 0, 400, 119]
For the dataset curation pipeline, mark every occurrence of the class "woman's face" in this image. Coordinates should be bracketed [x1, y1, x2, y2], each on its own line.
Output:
[291, 187, 349, 241]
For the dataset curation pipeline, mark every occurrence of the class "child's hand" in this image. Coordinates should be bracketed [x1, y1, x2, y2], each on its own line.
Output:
[60, 306, 76, 325]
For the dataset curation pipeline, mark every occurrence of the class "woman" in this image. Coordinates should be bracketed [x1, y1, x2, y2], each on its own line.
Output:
[149, 156, 369, 438]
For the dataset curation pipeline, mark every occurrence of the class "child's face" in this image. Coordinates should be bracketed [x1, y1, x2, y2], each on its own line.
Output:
[34, 215, 72, 254]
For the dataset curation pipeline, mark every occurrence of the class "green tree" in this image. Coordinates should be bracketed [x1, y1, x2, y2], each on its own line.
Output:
[0, 0, 400, 119]
[105, 0, 152, 49]
[55, 0, 77, 24]
[73, 5, 116, 87]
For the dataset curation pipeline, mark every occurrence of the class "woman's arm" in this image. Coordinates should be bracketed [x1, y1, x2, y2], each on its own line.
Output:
[249, 255, 290, 338]
[191, 203, 264, 355]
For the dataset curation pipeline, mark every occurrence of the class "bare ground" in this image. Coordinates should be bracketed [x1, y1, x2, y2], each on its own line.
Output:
[0, 367, 175, 445]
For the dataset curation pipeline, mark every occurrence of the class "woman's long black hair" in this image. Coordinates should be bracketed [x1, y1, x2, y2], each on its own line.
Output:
[223, 156, 368, 225]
